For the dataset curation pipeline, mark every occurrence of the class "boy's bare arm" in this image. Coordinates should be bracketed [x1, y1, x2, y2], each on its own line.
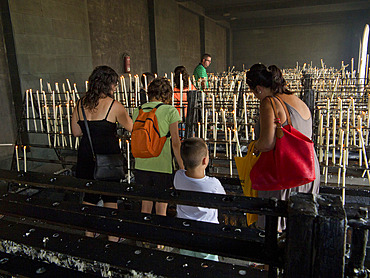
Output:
[169, 122, 184, 169]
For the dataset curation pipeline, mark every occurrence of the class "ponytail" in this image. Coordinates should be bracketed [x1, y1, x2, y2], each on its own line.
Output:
[268, 65, 292, 95]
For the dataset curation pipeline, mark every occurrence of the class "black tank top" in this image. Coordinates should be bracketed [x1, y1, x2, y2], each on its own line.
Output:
[75, 98, 120, 179]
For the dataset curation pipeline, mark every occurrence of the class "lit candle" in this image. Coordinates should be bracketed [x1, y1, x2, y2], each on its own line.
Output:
[332, 117, 336, 164]
[129, 74, 132, 93]
[66, 79, 72, 95]
[358, 115, 362, 167]
[23, 145, 27, 172]
[214, 112, 218, 158]
[59, 105, 65, 148]
[26, 90, 30, 131]
[36, 90, 43, 132]
[127, 140, 130, 184]
[29, 89, 37, 132]
[338, 129, 344, 185]
[338, 98, 342, 127]
[229, 128, 232, 176]
[144, 74, 148, 92]
[180, 73, 183, 119]
[324, 128, 330, 183]
[15, 145, 20, 171]
[201, 91, 205, 138]
[44, 94, 51, 147]
[85, 81, 88, 92]
[243, 93, 248, 141]
[326, 98, 330, 127]
[319, 113, 324, 162]
[198, 122, 201, 138]
[67, 102, 72, 148]
[204, 110, 208, 140]
[211, 94, 215, 125]
[119, 138, 122, 149]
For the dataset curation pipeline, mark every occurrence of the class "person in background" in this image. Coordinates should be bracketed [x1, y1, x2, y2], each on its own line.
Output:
[246, 63, 320, 232]
[193, 53, 211, 90]
[71, 65, 133, 241]
[174, 137, 225, 261]
[139, 72, 155, 105]
[133, 78, 184, 217]
[173, 65, 196, 117]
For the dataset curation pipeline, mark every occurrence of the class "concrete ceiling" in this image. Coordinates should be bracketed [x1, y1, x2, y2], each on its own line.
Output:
[179, 0, 370, 29]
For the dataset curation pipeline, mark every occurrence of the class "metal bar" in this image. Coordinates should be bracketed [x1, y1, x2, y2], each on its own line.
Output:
[0, 193, 278, 264]
[0, 169, 288, 216]
[0, 220, 267, 278]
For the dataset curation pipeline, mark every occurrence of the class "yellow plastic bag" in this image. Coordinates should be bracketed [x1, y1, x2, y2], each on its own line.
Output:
[235, 141, 260, 226]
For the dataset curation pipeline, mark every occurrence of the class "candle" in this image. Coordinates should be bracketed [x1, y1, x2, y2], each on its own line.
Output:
[85, 81, 88, 92]
[26, 90, 30, 131]
[234, 129, 242, 157]
[358, 115, 362, 167]
[66, 79, 72, 95]
[228, 128, 232, 176]
[36, 90, 43, 132]
[188, 76, 192, 91]
[43, 94, 51, 147]
[324, 128, 330, 184]
[180, 73, 183, 119]
[129, 74, 132, 93]
[23, 145, 27, 172]
[338, 129, 344, 185]
[332, 117, 336, 164]
[212, 94, 215, 125]
[214, 112, 218, 158]
[119, 138, 122, 149]
[198, 122, 201, 138]
[201, 91, 205, 138]
[15, 145, 20, 171]
[144, 74, 148, 92]
[29, 89, 37, 132]
[338, 98, 342, 127]
[67, 102, 72, 148]
[40, 78, 43, 95]
[204, 110, 208, 140]
[127, 140, 130, 184]
[243, 93, 248, 141]
[326, 98, 330, 127]
[135, 75, 138, 107]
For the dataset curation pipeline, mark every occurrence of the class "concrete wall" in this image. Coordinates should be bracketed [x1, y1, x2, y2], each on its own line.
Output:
[178, 6, 200, 76]
[0, 10, 17, 169]
[9, 0, 92, 93]
[87, 0, 151, 77]
[205, 18, 226, 74]
[232, 22, 369, 70]
[154, 0, 180, 76]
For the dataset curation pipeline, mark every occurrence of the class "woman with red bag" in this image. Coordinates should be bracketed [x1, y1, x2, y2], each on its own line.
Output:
[246, 63, 320, 232]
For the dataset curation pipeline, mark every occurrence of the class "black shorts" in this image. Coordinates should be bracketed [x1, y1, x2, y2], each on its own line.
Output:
[135, 170, 174, 189]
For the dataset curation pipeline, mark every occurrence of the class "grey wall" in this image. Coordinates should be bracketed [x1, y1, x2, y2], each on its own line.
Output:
[0, 10, 17, 168]
[205, 18, 226, 74]
[87, 0, 151, 77]
[9, 0, 92, 93]
[233, 21, 370, 70]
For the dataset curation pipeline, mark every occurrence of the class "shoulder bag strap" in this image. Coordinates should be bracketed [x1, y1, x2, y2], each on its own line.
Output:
[80, 101, 96, 161]
[267, 96, 284, 139]
[274, 95, 292, 126]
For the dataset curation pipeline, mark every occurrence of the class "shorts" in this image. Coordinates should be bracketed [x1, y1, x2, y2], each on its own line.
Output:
[83, 193, 118, 205]
[135, 170, 174, 189]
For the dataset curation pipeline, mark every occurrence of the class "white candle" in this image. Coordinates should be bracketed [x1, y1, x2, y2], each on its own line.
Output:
[36, 90, 43, 132]
[201, 91, 205, 138]
[15, 145, 20, 171]
[129, 74, 132, 93]
[188, 76, 192, 90]
[358, 115, 362, 167]
[43, 94, 51, 147]
[243, 93, 248, 141]
[39, 78, 43, 95]
[144, 74, 148, 92]
[338, 98, 342, 127]
[229, 128, 232, 176]
[26, 90, 30, 131]
[338, 129, 344, 185]
[251, 127, 255, 140]
[326, 98, 330, 127]
[119, 138, 122, 149]
[198, 122, 201, 138]
[85, 81, 88, 92]
[324, 128, 330, 183]
[135, 75, 138, 107]
[214, 112, 218, 158]
[66, 79, 72, 94]
[67, 102, 72, 148]
[29, 89, 37, 132]
[319, 113, 324, 162]
[180, 73, 183, 119]
[204, 110, 208, 140]
[212, 94, 215, 124]
[127, 140, 130, 184]
[23, 145, 27, 172]
[332, 117, 336, 164]
[59, 105, 66, 147]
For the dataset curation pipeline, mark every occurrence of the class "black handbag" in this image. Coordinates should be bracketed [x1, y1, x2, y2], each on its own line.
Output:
[81, 102, 125, 181]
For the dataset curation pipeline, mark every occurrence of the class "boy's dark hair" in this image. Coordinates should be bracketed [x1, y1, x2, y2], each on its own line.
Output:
[147, 78, 173, 104]
[180, 137, 208, 169]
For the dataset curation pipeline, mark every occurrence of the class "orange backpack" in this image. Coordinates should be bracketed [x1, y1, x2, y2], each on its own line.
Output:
[131, 103, 170, 158]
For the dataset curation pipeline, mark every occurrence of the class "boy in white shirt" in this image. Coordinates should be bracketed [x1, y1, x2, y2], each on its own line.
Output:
[174, 137, 226, 260]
